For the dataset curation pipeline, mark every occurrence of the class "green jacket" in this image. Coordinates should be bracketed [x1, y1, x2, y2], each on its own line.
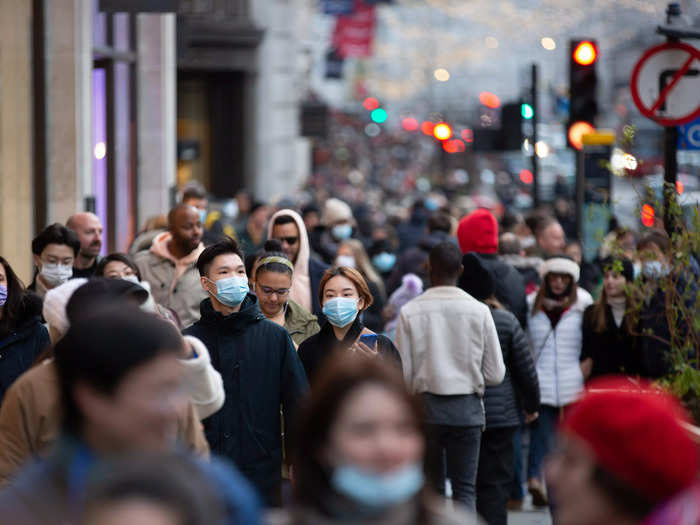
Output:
[284, 300, 320, 346]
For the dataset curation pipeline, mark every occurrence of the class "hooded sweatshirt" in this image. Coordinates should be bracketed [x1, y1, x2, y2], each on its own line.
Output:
[267, 210, 314, 313]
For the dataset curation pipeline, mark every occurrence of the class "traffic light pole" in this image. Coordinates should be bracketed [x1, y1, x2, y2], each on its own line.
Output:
[531, 63, 539, 208]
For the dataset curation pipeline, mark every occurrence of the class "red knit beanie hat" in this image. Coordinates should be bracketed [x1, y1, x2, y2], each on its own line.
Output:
[456, 209, 498, 254]
[560, 377, 699, 504]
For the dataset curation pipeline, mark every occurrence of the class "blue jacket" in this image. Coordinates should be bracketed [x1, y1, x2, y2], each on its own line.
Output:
[184, 295, 308, 505]
[0, 294, 49, 404]
[0, 437, 261, 524]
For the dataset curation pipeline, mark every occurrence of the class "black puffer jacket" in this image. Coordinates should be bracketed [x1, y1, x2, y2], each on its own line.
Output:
[483, 308, 540, 428]
[184, 295, 308, 505]
[460, 254, 528, 328]
[0, 293, 50, 404]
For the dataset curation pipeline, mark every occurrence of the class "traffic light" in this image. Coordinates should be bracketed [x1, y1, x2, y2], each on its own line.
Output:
[521, 103, 534, 120]
[568, 39, 598, 149]
[433, 123, 453, 141]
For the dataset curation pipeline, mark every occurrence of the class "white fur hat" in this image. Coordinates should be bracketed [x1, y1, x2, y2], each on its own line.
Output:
[322, 198, 354, 226]
[539, 256, 580, 283]
[42, 278, 88, 335]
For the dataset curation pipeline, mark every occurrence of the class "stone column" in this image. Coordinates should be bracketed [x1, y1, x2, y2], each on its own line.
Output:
[0, 0, 35, 281]
[137, 13, 176, 227]
[45, 0, 93, 224]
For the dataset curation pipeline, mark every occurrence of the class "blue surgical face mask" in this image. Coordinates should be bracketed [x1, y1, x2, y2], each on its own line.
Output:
[372, 252, 396, 273]
[425, 198, 439, 211]
[331, 463, 424, 508]
[633, 262, 642, 279]
[208, 275, 249, 307]
[323, 297, 359, 327]
[0, 284, 7, 307]
[643, 261, 670, 279]
[332, 224, 353, 241]
[198, 209, 207, 225]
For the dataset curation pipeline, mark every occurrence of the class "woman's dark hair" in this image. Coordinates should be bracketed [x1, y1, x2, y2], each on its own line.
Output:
[255, 239, 293, 279]
[196, 237, 245, 277]
[84, 453, 225, 525]
[31, 223, 80, 257]
[54, 306, 183, 434]
[0, 257, 29, 338]
[589, 257, 635, 333]
[637, 229, 671, 254]
[292, 355, 426, 514]
[591, 465, 656, 521]
[95, 253, 142, 280]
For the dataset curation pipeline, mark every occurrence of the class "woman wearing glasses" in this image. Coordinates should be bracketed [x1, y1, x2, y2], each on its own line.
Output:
[253, 240, 320, 348]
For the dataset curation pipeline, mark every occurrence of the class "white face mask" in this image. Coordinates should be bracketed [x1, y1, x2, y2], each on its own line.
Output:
[335, 255, 356, 269]
[122, 274, 140, 285]
[40, 263, 73, 287]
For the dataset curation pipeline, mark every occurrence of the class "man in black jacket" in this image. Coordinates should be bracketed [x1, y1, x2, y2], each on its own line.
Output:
[184, 238, 308, 506]
[456, 209, 528, 327]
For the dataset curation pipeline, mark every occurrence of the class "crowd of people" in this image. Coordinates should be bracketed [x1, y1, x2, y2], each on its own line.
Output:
[0, 181, 698, 525]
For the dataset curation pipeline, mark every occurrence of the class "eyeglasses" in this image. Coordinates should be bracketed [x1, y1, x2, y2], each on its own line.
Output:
[257, 285, 291, 297]
[275, 236, 298, 246]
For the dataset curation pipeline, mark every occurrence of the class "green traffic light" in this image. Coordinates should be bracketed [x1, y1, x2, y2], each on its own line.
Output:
[371, 108, 388, 123]
[521, 103, 534, 120]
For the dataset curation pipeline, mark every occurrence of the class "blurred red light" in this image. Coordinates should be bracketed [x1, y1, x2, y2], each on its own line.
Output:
[677, 181, 684, 194]
[363, 97, 380, 111]
[573, 41, 597, 66]
[479, 92, 501, 109]
[402, 117, 419, 131]
[421, 121, 435, 136]
[641, 204, 655, 227]
[442, 139, 465, 154]
[461, 129, 474, 143]
[519, 169, 533, 184]
[433, 123, 453, 141]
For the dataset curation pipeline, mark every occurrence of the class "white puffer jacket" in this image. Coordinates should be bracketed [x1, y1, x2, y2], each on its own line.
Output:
[527, 288, 593, 407]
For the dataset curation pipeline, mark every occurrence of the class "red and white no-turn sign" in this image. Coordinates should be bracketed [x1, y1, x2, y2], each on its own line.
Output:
[630, 41, 700, 126]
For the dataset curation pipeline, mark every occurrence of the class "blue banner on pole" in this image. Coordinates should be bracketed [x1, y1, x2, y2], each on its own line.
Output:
[322, 0, 354, 15]
[678, 116, 700, 150]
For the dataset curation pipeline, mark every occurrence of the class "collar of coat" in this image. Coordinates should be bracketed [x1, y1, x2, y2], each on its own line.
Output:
[199, 294, 266, 326]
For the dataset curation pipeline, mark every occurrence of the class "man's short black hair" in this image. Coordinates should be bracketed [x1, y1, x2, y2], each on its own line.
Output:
[182, 182, 207, 202]
[32, 223, 80, 257]
[301, 204, 320, 217]
[427, 212, 452, 234]
[273, 214, 297, 227]
[196, 237, 245, 277]
[54, 306, 183, 434]
[429, 242, 463, 279]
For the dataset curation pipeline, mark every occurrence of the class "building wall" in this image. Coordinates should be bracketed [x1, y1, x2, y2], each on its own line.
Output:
[0, 0, 34, 281]
[250, 0, 311, 202]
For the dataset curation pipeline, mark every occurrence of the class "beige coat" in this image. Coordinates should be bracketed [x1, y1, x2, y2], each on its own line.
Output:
[134, 232, 207, 329]
[0, 359, 209, 486]
[395, 286, 505, 396]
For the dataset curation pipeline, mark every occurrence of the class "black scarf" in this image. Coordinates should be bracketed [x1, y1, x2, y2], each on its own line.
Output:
[317, 315, 365, 353]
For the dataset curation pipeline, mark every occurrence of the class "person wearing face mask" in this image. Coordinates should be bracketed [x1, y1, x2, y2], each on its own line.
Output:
[253, 240, 320, 347]
[526, 255, 593, 507]
[635, 230, 699, 379]
[267, 355, 479, 525]
[316, 198, 356, 265]
[0, 257, 49, 405]
[580, 257, 638, 380]
[29, 223, 81, 299]
[134, 204, 208, 329]
[184, 237, 308, 506]
[335, 239, 386, 333]
[297, 266, 401, 386]
[368, 239, 398, 281]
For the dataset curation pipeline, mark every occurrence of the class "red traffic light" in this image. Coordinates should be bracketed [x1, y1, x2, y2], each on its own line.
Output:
[519, 169, 533, 184]
[433, 122, 453, 141]
[573, 41, 597, 66]
[479, 92, 501, 109]
[442, 139, 465, 154]
[641, 204, 655, 227]
[401, 117, 419, 131]
[363, 97, 380, 111]
[421, 121, 435, 136]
